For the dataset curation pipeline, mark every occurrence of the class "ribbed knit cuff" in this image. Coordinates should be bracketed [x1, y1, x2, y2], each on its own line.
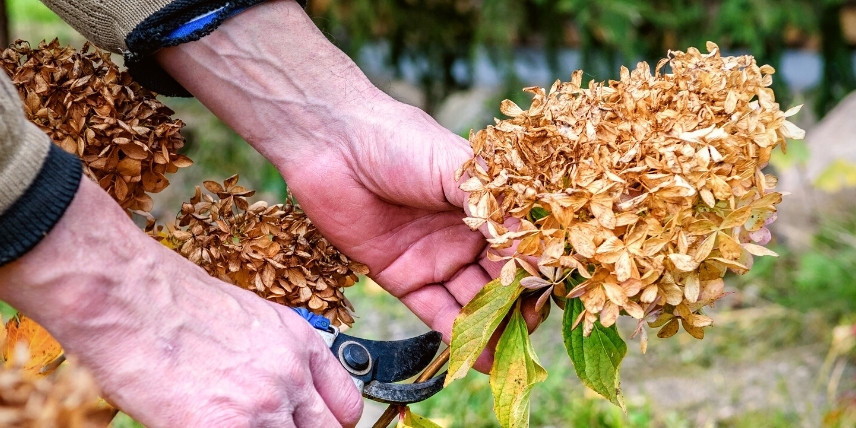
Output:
[0, 145, 83, 266]
[125, 0, 307, 97]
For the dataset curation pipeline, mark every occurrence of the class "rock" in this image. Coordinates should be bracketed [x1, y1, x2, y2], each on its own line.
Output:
[433, 87, 500, 135]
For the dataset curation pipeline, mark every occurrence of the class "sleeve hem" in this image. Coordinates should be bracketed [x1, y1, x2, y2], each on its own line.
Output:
[124, 0, 307, 97]
[0, 145, 83, 266]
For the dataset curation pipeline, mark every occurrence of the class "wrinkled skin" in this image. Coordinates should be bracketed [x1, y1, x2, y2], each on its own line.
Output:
[0, 179, 364, 427]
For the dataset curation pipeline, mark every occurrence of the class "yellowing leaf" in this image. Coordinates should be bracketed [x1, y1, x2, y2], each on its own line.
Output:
[397, 407, 444, 428]
[3, 315, 64, 376]
[563, 298, 627, 410]
[490, 306, 547, 428]
[446, 270, 526, 385]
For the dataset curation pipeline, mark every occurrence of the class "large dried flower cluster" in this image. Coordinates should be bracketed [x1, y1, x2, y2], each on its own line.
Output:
[155, 175, 368, 327]
[0, 39, 191, 213]
[458, 42, 804, 342]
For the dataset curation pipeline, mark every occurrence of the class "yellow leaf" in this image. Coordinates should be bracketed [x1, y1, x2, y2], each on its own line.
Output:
[447, 271, 526, 385]
[491, 306, 547, 428]
[686, 219, 717, 236]
[3, 315, 64, 376]
[397, 407, 444, 428]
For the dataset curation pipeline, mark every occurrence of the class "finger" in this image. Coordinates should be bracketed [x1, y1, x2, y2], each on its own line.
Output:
[291, 389, 348, 428]
[398, 283, 463, 343]
[399, 281, 499, 375]
[306, 329, 363, 427]
[470, 298, 543, 374]
[369, 214, 486, 296]
[435, 132, 476, 209]
[444, 262, 495, 306]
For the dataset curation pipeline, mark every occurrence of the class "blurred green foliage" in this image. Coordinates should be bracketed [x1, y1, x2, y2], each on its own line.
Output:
[312, 0, 856, 115]
[7, 0, 56, 23]
[0, 300, 15, 323]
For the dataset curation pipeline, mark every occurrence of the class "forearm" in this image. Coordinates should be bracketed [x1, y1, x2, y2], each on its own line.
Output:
[154, 0, 389, 168]
[0, 178, 172, 353]
[0, 177, 363, 426]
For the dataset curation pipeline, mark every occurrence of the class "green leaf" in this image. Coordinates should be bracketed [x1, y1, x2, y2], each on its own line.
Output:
[396, 407, 443, 428]
[446, 270, 526, 385]
[0, 301, 17, 323]
[528, 206, 550, 222]
[490, 305, 547, 428]
[562, 297, 627, 410]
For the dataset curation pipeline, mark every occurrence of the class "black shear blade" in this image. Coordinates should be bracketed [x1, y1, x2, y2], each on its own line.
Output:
[331, 330, 442, 383]
[362, 372, 447, 404]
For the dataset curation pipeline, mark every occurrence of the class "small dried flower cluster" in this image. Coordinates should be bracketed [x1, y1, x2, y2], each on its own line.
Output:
[153, 176, 368, 327]
[458, 42, 804, 343]
[1, 321, 112, 428]
[0, 39, 191, 213]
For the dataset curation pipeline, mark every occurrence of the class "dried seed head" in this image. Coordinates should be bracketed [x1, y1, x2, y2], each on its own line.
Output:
[155, 175, 366, 327]
[0, 40, 191, 214]
[458, 43, 803, 341]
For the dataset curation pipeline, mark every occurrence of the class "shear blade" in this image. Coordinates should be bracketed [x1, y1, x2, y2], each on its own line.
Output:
[362, 372, 447, 404]
[332, 330, 442, 383]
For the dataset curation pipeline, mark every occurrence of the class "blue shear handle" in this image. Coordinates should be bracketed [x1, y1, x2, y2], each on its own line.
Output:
[291, 307, 333, 331]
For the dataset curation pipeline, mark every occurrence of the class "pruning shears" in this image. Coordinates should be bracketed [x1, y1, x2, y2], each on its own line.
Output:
[292, 308, 447, 404]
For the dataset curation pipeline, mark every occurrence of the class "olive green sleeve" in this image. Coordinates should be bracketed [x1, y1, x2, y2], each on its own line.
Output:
[40, 0, 171, 53]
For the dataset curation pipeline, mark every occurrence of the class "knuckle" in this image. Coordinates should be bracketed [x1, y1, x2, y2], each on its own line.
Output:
[339, 391, 364, 427]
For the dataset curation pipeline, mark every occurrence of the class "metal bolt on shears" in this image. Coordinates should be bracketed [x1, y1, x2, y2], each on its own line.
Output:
[292, 308, 447, 405]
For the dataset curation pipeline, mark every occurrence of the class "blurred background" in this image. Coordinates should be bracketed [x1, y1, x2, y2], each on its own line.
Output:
[3, 0, 856, 426]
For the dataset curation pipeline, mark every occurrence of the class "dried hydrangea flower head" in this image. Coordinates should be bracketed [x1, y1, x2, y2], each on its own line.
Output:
[457, 42, 804, 344]
[156, 175, 368, 327]
[0, 39, 191, 213]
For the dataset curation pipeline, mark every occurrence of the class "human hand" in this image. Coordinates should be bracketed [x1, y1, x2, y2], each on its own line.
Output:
[0, 178, 363, 427]
[155, 0, 541, 372]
